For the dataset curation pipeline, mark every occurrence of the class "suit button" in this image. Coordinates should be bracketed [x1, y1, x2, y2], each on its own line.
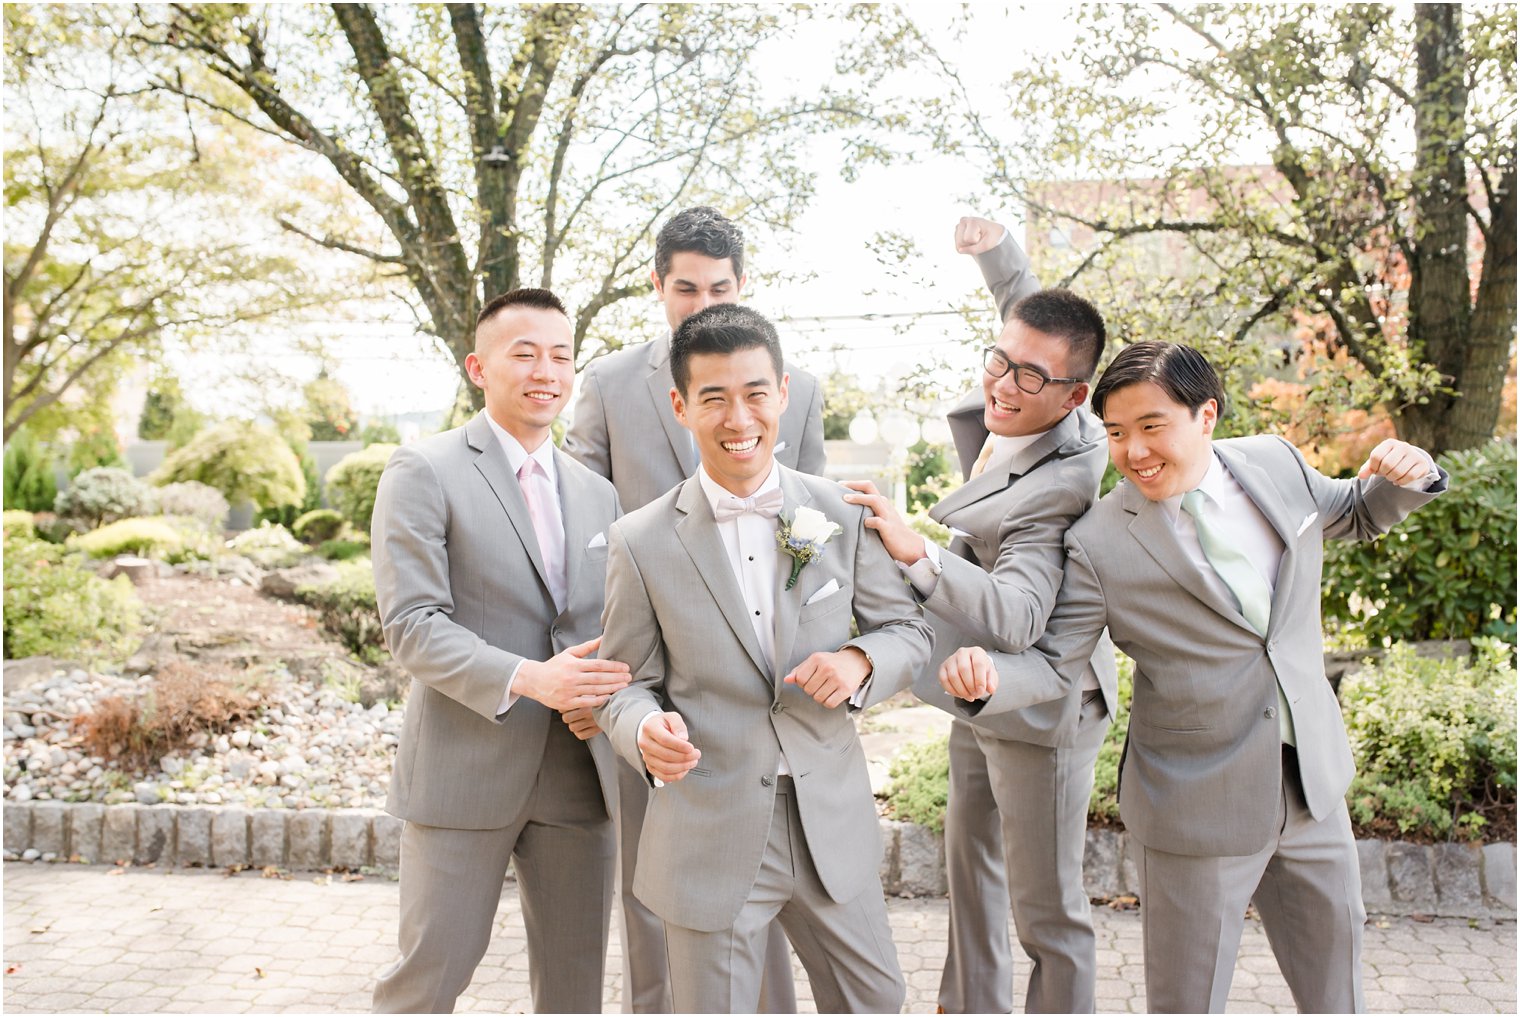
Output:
[1264, 707, 1277, 719]
[770, 702, 783, 715]
[761, 776, 774, 787]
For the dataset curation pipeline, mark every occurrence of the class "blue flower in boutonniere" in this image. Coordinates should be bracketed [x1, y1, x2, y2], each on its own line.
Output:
[777, 506, 843, 590]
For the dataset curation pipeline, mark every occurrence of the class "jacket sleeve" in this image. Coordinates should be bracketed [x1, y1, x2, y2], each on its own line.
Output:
[976, 230, 1042, 323]
[593, 522, 668, 775]
[370, 444, 523, 722]
[842, 511, 936, 710]
[1282, 436, 1449, 541]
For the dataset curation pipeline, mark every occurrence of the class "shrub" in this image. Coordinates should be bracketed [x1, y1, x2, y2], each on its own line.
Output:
[73, 660, 262, 770]
[150, 481, 230, 530]
[255, 446, 322, 528]
[293, 508, 345, 545]
[293, 559, 385, 660]
[359, 419, 401, 445]
[3, 532, 141, 661]
[68, 518, 186, 559]
[225, 522, 307, 569]
[325, 443, 396, 532]
[3, 428, 58, 511]
[54, 467, 152, 527]
[1340, 640, 1516, 841]
[317, 538, 370, 561]
[152, 421, 306, 511]
[1323, 442, 1518, 644]
[882, 735, 950, 833]
[1089, 653, 1134, 823]
[3, 510, 35, 539]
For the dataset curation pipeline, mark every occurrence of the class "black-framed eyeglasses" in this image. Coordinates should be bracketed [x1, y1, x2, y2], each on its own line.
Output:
[982, 346, 1084, 395]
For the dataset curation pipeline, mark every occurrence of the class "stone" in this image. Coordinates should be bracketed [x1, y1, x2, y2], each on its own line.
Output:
[288, 810, 328, 870]
[1357, 839, 1393, 911]
[1481, 842, 1516, 912]
[101, 805, 139, 865]
[133, 782, 160, 805]
[897, 821, 946, 897]
[1387, 842, 1436, 910]
[1118, 833, 1141, 897]
[30, 802, 68, 856]
[250, 810, 286, 868]
[177, 809, 213, 867]
[260, 563, 340, 601]
[136, 805, 176, 865]
[211, 808, 250, 867]
[330, 810, 371, 869]
[877, 820, 901, 895]
[1083, 827, 1124, 899]
[1432, 842, 1484, 916]
[372, 814, 403, 869]
[4, 802, 32, 853]
[69, 803, 104, 863]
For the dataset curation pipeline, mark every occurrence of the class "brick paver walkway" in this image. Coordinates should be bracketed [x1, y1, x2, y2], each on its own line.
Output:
[3, 862, 1514, 1013]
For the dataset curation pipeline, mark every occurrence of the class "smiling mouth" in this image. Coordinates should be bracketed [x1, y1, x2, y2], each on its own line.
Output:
[1134, 464, 1162, 480]
[990, 397, 1017, 414]
[721, 437, 760, 453]
[524, 391, 559, 403]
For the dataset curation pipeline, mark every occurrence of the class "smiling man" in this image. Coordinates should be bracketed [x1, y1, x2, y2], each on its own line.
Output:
[593, 303, 934, 1013]
[563, 206, 820, 1013]
[370, 288, 629, 1013]
[943, 340, 1446, 1013]
[843, 217, 1116, 1014]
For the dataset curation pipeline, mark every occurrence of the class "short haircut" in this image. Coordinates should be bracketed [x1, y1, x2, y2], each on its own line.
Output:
[477, 287, 568, 327]
[670, 304, 784, 396]
[1008, 288, 1106, 380]
[1090, 341, 1225, 420]
[655, 206, 745, 283]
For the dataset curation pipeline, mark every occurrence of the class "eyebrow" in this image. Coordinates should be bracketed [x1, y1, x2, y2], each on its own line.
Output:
[508, 338, 571, 353]
[1104, 411, 1168, 427]
[696, 378, 772, 397]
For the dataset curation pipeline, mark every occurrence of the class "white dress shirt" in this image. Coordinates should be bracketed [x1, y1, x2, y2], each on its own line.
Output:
[482, 413, 564, 717]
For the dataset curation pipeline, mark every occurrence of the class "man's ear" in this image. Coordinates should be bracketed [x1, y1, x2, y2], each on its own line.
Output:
[777, 371, 790, 415]
[465, 351, 485, 390]
[1200, 398, 1219, 436]
[651, 268, 665, 300]
[670, 386, 688, 428]
[1064, 382, 1089, 412]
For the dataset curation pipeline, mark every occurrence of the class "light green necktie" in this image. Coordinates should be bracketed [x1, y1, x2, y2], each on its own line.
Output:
[1181, 489, 1296, 746]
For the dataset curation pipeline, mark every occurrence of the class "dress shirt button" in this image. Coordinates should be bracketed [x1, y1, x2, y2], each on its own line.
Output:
[761, 775, 774, 787]
[770, 702, 783, 715]
[1264, 707, 1277, 720]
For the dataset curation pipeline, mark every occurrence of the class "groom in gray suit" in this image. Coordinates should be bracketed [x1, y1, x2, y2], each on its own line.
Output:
[370, 288, 630, 1013]
[595, 304, 938, 1013]
[564, 205, 821, 1013]
[945, 341, 1446, 1013]
[843, 217, 1116, 1013]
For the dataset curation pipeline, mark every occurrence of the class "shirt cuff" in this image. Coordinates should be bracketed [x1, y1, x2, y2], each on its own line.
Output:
[1401, 466, 1442, 491]
[636, 710, 667, 787]
[496, 660, 524, 717]
[900, 536, 944, 597]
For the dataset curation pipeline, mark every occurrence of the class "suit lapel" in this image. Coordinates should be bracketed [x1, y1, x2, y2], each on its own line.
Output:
[944, 389, 988, 478]
[931, 407, 1077, 522]
[770, 468, 814, 685]
[1214, 443, 1300, 636]
[673, 478, 770, 680]
[1122, 481, 1258, 635]
[466, 413, 553, 601]
[646, 335, 697, 477]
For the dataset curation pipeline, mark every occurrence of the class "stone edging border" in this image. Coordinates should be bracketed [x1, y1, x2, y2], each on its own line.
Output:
[4, 802, 1514, 919]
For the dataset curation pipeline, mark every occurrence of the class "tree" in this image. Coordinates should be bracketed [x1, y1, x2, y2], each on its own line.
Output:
[941, 3, 1515, 454]
[3, 4, 323, 442]
[133, 4, 907, 408]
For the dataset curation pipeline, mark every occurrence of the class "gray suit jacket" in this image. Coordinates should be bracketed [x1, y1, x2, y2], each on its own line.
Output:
[594, 465, 934, 931]
[963, 435, 1448, 856]
[371, 412, 622, 830]
[914, 398, 1118, 746]
[564, 332, 827, 512]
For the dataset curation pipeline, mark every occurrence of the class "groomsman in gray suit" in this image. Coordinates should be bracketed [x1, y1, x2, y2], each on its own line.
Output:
[370, 288, 630, 1013]
[844, 217, 1116, 1013]
[944, 341, 1446, 1012]
[565, 205, 822, 1013]
[594, 304, 942, 1013]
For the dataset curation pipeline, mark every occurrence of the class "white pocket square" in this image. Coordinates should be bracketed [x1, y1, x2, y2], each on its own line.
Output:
[948, 526, 974, 540]
[805, 579, 841, 606]
[587, 532, 608, 549]
[1294, 512, 1318, 537]
[774, 440, 788, 454]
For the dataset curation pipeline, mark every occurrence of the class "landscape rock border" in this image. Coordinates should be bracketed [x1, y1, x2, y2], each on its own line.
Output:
[4, 801, 1513, 919]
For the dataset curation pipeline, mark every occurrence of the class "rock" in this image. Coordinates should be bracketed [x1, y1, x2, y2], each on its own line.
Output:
[21, 848, 40, 861]
[10, 782, 33, 802]
[330, 810, 371, 869]
[261, 563, 340, 601]
[0, 657, 72, 694]
[133, 781, 161, 805]
[230, 729, 252, 749]
[288, 811, 327, 869]
[1482, 843, 1516, 912]
[373, 814, 403, 869]
[1083, 827, 1124, 899]
[11, 724, 35, 740]
[1432, 842, 1485, 915]
[211, 808, 250, 867]
[4, 803, 32, 852]
[177, 808, 214, 867]
[69, 803, 104, 863]
[101, 805, 139, 865]
[31, 802, 67, 856]
[136, 804, 176, 865]
[896, 820, 946, 896]
[1387, 842, 1436, 909]
[1357, 840, 1393, 911]
[250, 810, 286, 868]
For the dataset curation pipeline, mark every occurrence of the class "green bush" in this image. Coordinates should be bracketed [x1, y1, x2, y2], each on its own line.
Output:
[1089, 653, 1134, 823]
[3, 429, 59, 512]
[293, 508, 345, 545]
[882, 735, 950, 833]
[1323, 442, 1517, 644]
[256, 446, 322, 528]
[68, 518, 184, 559]
[324, 443, 396, 532]
[150, 481, 230, 530]
[1341, 640, 1516, 841]
[225, 522, 307, 569]
[317, 537, 370, 561]
[293, 559, 385, 660]
[54, 467, 152, 527]
[3, 532, 141, 662]
[152, 421, 306, 512]
[3, 510, 35, 539]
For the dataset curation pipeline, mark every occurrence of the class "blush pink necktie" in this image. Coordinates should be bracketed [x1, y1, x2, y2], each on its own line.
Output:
[517, 458, 567, 612]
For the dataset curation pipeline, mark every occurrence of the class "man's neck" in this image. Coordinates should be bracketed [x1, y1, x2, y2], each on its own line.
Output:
[699, 458, 778, 499]
[485, 409, 551, 454]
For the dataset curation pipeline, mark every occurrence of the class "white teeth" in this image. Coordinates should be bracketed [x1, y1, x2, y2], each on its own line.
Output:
[722, 438, 759, 453]
[1136, 465, 1161, 478]
[992, 399, 1015, 413]
[525, 392, 556, 401]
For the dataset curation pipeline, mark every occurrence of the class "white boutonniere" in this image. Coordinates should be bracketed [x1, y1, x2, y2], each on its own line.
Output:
[777, 506, 842, 590]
